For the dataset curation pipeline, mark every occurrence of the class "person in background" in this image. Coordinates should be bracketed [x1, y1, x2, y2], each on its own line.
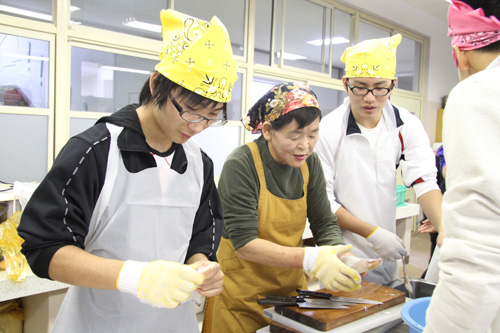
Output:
[204, 82, 380, 333]
[435, 145, 447, 180]
[425, 0, 500, 331]
[315, 34, 444, 286]
[419, 145, 446, 282]
[18, 9, 238, 333]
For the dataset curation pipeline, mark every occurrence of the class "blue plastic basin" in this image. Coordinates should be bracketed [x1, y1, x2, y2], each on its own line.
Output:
[401, 297, 431, 333]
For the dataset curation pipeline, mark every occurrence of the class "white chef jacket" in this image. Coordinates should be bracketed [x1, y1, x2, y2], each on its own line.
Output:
[315, 97, 438, 284]
[424, 55, 500, 333]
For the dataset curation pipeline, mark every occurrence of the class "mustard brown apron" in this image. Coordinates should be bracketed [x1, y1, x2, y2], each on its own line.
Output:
[203, 141, 309, 333]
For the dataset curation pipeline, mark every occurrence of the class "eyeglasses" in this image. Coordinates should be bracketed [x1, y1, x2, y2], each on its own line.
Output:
[169, 93, 228, 127]
[346, 80, 394, 97]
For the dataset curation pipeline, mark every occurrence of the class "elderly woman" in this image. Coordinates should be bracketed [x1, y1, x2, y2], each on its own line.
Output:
[204, 82, 380, 333]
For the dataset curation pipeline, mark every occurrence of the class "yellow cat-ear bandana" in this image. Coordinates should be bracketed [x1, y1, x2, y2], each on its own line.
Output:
[341, 34, 402, 79]
[155, 9, 238, 103]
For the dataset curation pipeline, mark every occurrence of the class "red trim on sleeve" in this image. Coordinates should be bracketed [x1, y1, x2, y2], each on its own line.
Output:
[398, 131, 404, 153]
[413, 178, 424, 185]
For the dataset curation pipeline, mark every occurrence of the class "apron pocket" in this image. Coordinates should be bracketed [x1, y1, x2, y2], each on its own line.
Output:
[220, 255, 244, 273]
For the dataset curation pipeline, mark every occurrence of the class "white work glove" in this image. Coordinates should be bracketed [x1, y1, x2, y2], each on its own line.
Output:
[340, 255, 382, 274]
[116, 260, 205, 308]
[303, 245, 361, 292]
[366, 227, 407, 261]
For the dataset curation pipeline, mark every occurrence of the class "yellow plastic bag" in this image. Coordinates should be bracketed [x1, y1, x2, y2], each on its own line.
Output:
[0, 210, 28, 282]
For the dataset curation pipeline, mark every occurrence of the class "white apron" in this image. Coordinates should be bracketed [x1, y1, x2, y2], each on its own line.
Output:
[52, 124, 204, 333]
[424, 245, 440, 283]
[335, 122, 401, 285]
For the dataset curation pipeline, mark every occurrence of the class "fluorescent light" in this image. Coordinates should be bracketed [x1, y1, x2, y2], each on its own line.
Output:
[0, 4, 52, 21]
[276, 51, 307, 60]
[0, 4, 79, 24]
[100, 65, 151, 75]
[307, 37, 350, 46]
[122, 18, 161, 33]
[2, 53, 49, 61]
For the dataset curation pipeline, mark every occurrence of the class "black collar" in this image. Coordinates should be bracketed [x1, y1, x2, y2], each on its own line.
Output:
[346, 104, 404, 136]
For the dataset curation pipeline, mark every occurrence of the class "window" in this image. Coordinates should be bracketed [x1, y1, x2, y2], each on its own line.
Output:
[356, 20, 422, 92]
[251, 77, 286, 106]
[274, 0, 332, 73]
[70, 47, 156, 113]
[69, 0, 246, 58]
[254, 0, 273, 65]
[227, 72, 244, 121]
[309, 84, 346, 117]
[397, 36, 422, 92]
[0, 1, 52, 23]
[70, 0, 164, 40]
[331, 9, 352, 79]
[173, 0, 246, 58]
[0, 33, 50, 108]
[0, 0, 427, 181]
[0, 113, 48, 182]
[358, 20, 391, 41]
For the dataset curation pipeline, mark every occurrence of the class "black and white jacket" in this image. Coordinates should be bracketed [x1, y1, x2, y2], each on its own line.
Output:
[19, 104, 222, 279]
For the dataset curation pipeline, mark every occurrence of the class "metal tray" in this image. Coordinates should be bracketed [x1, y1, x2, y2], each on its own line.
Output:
[384, 278, 436, 299]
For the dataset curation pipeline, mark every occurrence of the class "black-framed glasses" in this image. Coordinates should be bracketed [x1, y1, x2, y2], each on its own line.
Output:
[169, 93, 228, 127]
[346, 79, 394, 96]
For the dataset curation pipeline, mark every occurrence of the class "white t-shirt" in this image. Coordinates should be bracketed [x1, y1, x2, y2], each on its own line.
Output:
[357, 115, 385, 149]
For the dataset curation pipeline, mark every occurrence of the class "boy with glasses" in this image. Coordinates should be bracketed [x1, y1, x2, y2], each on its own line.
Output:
[18, 9, 237, 332]
[315, 34, 443, 285]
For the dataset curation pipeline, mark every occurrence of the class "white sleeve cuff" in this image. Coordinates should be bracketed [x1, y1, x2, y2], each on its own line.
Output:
[303, 247, 321, 272]
[116, 260, 147, 295]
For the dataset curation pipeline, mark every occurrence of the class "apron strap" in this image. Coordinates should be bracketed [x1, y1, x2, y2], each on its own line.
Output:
[300, 157, 309, 194]
[248, 142, 267, 191]
[248, 141, 310, 193]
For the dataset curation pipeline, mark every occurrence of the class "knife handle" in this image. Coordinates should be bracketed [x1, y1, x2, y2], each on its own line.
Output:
[265, 295, 305, 302]
[296, 289, 332, 299]
[258, 299, 298, 306]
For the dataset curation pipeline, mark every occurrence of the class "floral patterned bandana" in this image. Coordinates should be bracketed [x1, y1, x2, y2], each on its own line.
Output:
[242, 82, 320, 134]
[341, 34, 401, 79]
[448, 0, 500, 66]
[155, 9, 238, 103]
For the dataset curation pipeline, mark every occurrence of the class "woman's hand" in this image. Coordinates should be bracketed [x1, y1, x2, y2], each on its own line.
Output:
[419, 219, 438, 233]
[192, 261, 224, 297]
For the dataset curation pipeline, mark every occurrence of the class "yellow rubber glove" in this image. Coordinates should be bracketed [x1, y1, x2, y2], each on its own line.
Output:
[116, 260, 205, 308]
[303, 245, 361, 292]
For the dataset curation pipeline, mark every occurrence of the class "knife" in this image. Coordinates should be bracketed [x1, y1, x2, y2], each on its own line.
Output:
[296, 289, 383, 305]
[401, 254, 414, 298]
[258, 296, 350, 309]
[298, 298, 351, 309]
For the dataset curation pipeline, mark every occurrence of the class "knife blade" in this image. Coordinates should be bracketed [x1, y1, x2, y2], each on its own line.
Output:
[297, 299, 351, 309]
[258, 296, 350, 309]
[296, 289, 383, 305]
